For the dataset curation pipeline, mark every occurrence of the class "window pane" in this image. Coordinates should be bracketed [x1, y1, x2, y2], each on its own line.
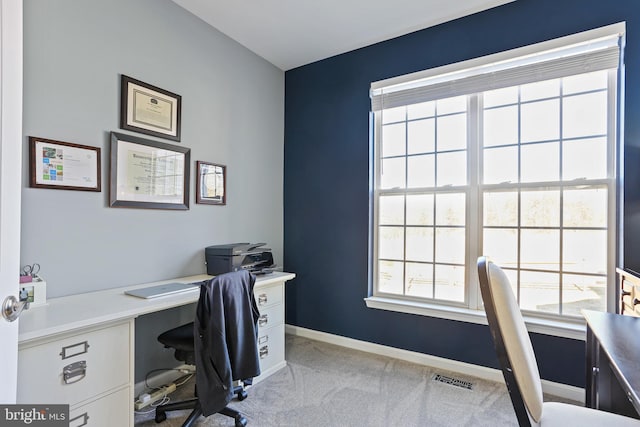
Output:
[381, 106, 405, 124]
[520, 229, 559, 271]
[484, 191, 518, 226]
[406, 263, 434, 298]
[381, 157, 406, 189]
[563, 137, 607, 180]
[521, 99, 560, 143]
[562, 274, 606, 316]
[484, 86, 518, 108]
[483, 146, 518, 184]
[434, 264, 465, 302]
[521, 142, 559, 183]
[437, 113, 467, 151]
[437, 151, 467, 186]
[408, 101, 435, 120]
[435, 228, 465, 264]
[408, 118, 435, 154]
[563, 91, 607, 139]
[382, 123, 406, 157]
[563, 70, 607, 95]
[378, 261, 404, 294]
[519, 271, 559, 314]
[379, 194, 404, 225]
[563, 187, 607, 228]
[379, 226, 404, 260]
[406, 227, 433, 262]
[484, 105, 518, 147]
[483, 228, 518, 268]
[521, 190, 560, 227]
[521, 79, 560, 101]
[437, 96, 466, 115]
[407, 154, 434, 188]
[435, 193, 465, 225]
[563, 230, 607, 274]
[406, 194, 434, 225]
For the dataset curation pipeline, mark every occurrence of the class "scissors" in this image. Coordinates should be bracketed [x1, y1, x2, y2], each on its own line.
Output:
[21, 263, 40, 277]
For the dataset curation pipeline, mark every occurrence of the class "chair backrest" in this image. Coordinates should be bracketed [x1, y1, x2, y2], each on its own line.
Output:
[477, 257, 543, 426]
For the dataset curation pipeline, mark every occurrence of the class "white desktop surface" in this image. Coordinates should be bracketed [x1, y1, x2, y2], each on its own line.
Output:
[18, 271, 296, 344]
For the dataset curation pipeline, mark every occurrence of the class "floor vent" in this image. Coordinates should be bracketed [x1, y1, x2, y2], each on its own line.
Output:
[432, 373, 474, 390]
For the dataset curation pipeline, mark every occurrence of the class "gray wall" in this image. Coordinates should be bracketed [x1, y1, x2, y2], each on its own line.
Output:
[22, 0, 284, 382]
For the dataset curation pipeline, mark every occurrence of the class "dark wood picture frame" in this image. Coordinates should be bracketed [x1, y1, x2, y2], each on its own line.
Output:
[110, 132, 190, 210]
[196, 161, 226, 205]
[29, 136, 101, 192]
[120, 75, 182, 142]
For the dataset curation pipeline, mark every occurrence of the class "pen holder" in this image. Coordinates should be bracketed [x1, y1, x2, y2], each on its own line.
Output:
[19, 275, 47, 307]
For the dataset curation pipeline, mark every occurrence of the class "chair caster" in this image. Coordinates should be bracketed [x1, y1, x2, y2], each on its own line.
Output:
[154, 410, 166, 423]
[237, 389, 248, 401]
[235, 414, 247, 427]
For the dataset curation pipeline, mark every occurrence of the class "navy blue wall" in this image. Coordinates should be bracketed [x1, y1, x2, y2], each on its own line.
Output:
[283, 0, 640, 387]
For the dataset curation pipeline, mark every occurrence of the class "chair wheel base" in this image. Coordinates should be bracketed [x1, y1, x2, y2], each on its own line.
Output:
[235, 414, 247, 427]
[237, 389, 248, 401]
[154, 410, 166, 423]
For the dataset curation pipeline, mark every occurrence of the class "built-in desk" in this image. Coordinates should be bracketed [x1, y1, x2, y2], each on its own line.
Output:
[584, 309, 640, 419]
[17, 271, 295, 427]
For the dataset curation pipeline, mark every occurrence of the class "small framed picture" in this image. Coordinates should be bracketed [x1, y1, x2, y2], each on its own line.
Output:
[196, 161, 226, 205]
[29, 136, 101, 192]
[120, 75, 181, 141]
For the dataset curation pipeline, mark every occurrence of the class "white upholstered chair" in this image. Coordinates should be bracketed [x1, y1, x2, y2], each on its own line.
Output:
[477, 256, 640, 427]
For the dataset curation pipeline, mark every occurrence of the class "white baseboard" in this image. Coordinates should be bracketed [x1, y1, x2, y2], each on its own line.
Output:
[285, 324, 585, 403]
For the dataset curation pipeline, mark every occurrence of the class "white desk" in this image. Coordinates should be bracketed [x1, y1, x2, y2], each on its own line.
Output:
[17, 271, 295, 427]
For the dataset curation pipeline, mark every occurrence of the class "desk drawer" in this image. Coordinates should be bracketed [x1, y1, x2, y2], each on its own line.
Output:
[254, 284, 283, 309]
[257, 302, 284, 331]
[18, 322, 130, 406]
[257, 324, 285, 375]
[69, 387, 130, 427]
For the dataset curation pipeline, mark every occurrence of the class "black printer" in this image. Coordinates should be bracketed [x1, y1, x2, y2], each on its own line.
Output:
[205, 243, 275, 275]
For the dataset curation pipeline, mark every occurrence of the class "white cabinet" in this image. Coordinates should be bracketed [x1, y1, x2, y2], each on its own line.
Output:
[254, 280, 286, 381]
[18, 320, 134, 427]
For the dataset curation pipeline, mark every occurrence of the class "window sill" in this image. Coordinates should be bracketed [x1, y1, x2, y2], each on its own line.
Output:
[364, 296, 586, 341]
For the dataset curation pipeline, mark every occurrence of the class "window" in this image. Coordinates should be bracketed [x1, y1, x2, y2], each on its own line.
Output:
[368, 24, 623, 328]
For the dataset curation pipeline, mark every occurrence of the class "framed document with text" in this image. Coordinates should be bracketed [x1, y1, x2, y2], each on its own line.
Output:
[29, 137, 101, 192]
[120, 75, 182, 141]
[109, 132, 190, 210]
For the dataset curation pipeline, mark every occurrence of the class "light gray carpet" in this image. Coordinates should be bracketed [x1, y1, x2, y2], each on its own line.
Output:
[135, 334, 571, 427]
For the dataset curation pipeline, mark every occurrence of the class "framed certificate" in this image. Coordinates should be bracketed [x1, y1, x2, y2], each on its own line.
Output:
[29, 137, 101, 192]
[109, 132, 190, 210]
[120, 75, 182, 141]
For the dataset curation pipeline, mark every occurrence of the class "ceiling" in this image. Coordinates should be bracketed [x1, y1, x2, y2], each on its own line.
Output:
[172, 0, 515, 71]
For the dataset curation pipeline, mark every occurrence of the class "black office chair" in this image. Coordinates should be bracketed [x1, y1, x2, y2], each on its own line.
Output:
[154, 271, 260, 427]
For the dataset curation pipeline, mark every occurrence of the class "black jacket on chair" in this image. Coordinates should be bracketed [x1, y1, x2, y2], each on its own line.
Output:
[194, 270, 261, 417]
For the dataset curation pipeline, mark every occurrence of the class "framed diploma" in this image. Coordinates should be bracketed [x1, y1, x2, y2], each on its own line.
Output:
[29, 137, 101, 192]
[109, 132, 190, 210]
[196, 161, 226, 205]
[120, 75, 182, 141]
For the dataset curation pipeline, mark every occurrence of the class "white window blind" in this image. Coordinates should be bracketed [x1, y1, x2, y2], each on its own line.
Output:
[371, 33, 621, 112]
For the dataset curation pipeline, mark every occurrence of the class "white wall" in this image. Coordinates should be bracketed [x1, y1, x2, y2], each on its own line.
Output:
[22, 0, 284, 298]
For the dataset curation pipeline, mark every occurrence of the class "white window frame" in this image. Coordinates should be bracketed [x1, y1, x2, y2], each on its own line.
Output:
[366, 23, 625, 340]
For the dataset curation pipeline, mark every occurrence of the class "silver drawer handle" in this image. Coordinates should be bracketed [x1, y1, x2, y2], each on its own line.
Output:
[259, 335, 269, 344]
[69, 412, 89, 427]
[259, 345, 269, 359]
[60, 341, 89, 359]
[258, 294, 268, 305]
[258, 314, 268, 327]
[63, 361, 87, 384]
